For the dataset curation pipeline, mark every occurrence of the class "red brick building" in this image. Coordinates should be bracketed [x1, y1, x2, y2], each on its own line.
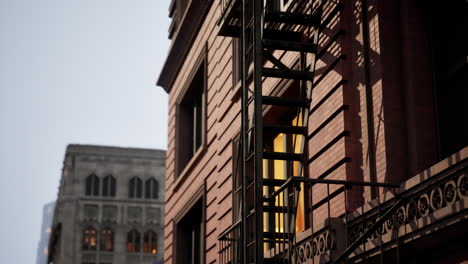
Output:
[157, 0, 468, 263]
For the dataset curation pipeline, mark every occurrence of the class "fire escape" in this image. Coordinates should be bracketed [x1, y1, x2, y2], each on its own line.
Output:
[218, 0, 403, 263]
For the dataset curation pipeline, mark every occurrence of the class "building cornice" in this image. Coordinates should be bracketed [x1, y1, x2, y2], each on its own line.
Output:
[156, 0, 214, 93]
[66, 144, 166, 160]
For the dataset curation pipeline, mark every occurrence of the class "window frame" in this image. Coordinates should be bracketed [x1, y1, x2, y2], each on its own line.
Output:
[127, 229, 141, 253]
[174, 46, 208, 184]
[100, 227, 114, 252]
[173, 184, 205, 264]
[129, 177, 143, 199]
[85, 174, 100, 196]
[102, 175, 116, 197]
[82, 226, 98, 251]
[143, 230, 158, 254]
[145, 178, 159, 200]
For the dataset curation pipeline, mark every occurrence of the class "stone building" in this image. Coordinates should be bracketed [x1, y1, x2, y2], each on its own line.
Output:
[48, 144, 165, 264]
[37, 202, 55, 264]
[157, 0, 467, 263]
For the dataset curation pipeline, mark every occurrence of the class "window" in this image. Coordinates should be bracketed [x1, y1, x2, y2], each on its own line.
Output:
[145, 178, 159, 199]
[175, 198, 204, 264]
[232, 38, 241, 87]
[82, 227, 97, 250]
[127, 229, 140, 253]
[263, 111, 306, 234]
[85, 174, 100, 196]
[102, 175, 116, 197]
[129, 177, 142, 198]
[100, 228, 113, 251]
[176, 56, 206, 176]
[143, 230, 157, 254]
[430, 0, 468, 158]
[232, 135, 242, 222]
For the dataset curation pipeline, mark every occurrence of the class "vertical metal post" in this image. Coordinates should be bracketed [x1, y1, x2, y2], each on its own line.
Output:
[377, 188, 383, 264]
[241, 0, 247, 263]
[392, 188, 400, 264]
[253, 0, 264, 262]
[344, 185, 349, 264]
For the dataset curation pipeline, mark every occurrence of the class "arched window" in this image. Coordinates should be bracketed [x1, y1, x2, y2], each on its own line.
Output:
[129, 177, 142, 199]
[82, 227, 97, 250]
[102, 175, 116, 197]
[100, 228, 113, 251]
[127, 229, 140, 252]
[85, 174, 100, 196]
[145, 178, 159, 199]
[143, 230, 157, 254]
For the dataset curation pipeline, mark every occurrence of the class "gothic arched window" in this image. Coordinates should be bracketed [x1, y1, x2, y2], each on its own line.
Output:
[127, 229, 141, 252]
[129, 177, 142, 198]
[82, 227, 97, 250]
[100, 228, 113, 251]
[143, 230, 157, 254]
[145, 178, 159, 199]
[102, 175, 116, 197]
[85, 174, 100, 196]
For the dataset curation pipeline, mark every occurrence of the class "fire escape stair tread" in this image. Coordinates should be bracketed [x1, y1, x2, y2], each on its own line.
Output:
[263, 38, 317, 53]
[264, 124, 308, 135]
[263, 178, 288, 187]
[262, 96, 310, 107]
[263, 67, 314, 80]
[264, 257, 290, 264]
[265, 11, 320, 26]
[263, 151, 303, 161]
[263, 231, 295, 239]
[263, 205, 295, 213]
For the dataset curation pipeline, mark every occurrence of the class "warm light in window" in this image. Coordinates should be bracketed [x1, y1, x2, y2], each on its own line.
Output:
[152, 249, 157, 254]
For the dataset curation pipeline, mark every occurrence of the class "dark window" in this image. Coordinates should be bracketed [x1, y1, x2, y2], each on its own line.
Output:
[431, 0, 468, 158]
[176, 59, 206, 176]
[145, 178, 159, 199]
[100, 228, 113, 251]
[127, 229, 141, 253]
[102, 175, 116, 197]
[85, 174, 100, 196]
[175, 198, 204, 264]
[232, 38, 242, 87]
[143, 230, 157, 254]
[82, 227, 97, 251]
[232, 135, 242, 222]
[129, 177, 142, 199]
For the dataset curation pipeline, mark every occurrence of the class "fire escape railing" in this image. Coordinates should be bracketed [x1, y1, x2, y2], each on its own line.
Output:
[265, 177, 399, 264]
[219, 220, 242, 264]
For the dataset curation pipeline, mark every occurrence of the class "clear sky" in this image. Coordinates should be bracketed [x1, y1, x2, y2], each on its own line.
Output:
[0, 0, 171, 263]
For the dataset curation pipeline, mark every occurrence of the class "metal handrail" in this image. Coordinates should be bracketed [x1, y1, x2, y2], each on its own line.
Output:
[266, 176, 399, 201]
[218, 219, 242, 240]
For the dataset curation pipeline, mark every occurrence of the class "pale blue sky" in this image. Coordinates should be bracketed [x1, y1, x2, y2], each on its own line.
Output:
[0, 0, 171, 263]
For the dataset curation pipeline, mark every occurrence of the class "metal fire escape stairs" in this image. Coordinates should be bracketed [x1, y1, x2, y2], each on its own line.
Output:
[238, 1, 324, 263]
[218, 0, 403, 263]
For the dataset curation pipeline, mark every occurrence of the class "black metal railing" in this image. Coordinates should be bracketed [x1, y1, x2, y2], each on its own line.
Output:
[219, 220, 242, 264]
[266, 177, 399, 264]
[343, 159, 468, 263]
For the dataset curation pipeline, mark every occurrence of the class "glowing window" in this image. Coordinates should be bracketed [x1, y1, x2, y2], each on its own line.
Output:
[82, 227, 97, 250]
[100, 228, 113, 251]
[127, 229, 141, 252]
[143, 230, 157, 254]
